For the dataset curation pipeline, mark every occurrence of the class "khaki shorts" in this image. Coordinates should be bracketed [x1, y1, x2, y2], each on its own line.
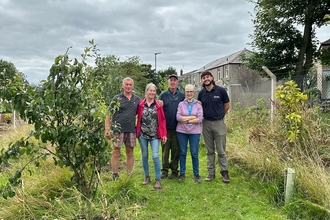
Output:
[112, 132, 136, 148]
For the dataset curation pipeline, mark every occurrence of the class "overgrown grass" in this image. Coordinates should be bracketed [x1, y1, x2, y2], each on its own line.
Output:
[1, 106, 329, 219]
[0, 123, 289, 219]
[228, 104, 330, 219]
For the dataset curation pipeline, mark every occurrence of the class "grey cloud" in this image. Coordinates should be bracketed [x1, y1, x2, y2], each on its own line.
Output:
[1, 0, 328, 85]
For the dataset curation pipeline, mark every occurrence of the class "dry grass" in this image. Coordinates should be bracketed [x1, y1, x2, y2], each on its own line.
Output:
[0, 124, 33, 148]
[0, 124, 77, 219]
[227, 107, 330, 216]
[294, 160, 330, 207]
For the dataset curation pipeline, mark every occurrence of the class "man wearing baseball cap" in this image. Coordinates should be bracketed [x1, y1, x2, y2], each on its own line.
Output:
[159, 74, 185, 179]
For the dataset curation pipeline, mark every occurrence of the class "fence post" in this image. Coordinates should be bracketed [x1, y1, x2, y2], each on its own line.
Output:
[262, 66, 276, 123]
[13, 110, 16, 129]
[222, 78, 231, 111]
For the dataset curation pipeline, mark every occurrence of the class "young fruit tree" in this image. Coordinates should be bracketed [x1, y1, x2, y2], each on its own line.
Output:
[0, 41, 110, 204]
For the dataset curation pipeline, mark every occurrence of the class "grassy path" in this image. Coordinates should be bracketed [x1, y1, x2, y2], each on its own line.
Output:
[113, 146, 288, 220]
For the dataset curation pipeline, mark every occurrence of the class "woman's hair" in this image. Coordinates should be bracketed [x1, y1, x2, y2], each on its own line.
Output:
[145, 83, 157, 92]
[185, 84, 195, 91]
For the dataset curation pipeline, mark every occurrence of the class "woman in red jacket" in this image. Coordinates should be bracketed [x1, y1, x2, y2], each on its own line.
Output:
[136, 83, 167, 189]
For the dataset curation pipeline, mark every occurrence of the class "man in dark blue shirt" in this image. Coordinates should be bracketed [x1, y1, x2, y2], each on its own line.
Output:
[159, 74, 185, 179]
[198, 71, 230, 183]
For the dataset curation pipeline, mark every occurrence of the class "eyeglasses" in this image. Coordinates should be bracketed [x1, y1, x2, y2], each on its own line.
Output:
[185, 91, 194, 93]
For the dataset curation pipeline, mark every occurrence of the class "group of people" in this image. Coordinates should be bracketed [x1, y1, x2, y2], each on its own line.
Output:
[104, 71, 230, 190]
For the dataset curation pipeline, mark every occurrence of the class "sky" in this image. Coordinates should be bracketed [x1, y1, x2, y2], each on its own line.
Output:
[1, 0, 329, 85]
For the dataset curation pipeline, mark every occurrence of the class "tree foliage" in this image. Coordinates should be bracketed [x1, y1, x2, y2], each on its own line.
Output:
[117, 56, 150, 97]
[92, 55, 122, 106]
[0, 41, 109, 204]
[319, 45, 330, 66]
[0, 59, 28, 112]
[94, 55, 152, 102]
[0, 60, 19, 82]
[246, 0, 330, 87]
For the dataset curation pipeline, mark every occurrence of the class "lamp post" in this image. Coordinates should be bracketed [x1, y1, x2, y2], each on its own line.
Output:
[154, 52, 161, 72]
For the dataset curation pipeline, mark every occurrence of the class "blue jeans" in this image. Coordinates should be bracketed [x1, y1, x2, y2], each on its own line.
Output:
[176, 132, 201, 176]
[138, 136, 161, 179]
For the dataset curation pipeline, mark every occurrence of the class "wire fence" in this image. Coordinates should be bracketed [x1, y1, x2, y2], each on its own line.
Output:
[0, 112, 25, 131]
[228, 73, 330, 112]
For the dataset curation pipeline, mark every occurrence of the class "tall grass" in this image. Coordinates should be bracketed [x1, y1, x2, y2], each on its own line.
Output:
[0, 123, 289, 219]
[228, 103, 330, 219]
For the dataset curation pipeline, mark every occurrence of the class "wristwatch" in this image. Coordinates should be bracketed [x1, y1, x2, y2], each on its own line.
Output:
[187, 120, 190, 124]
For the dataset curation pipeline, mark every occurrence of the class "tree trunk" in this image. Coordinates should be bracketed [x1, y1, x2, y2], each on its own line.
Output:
[295, 12, 314, 90]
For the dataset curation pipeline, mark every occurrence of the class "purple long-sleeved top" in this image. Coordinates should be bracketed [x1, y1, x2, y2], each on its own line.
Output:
[176, 98, 203, 134]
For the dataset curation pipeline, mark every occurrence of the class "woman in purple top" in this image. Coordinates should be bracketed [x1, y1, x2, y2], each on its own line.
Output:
[176, 84, 203, 183]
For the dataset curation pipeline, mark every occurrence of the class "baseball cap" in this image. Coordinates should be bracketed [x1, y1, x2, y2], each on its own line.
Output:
[168, 74, 178, 79]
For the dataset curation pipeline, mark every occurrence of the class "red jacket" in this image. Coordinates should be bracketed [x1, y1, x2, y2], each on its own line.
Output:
[136, 99, 167, 139]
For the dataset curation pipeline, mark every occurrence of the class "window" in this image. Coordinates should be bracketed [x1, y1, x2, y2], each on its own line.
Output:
[225, 66, 229, 78]
[217, 68, 220, 80]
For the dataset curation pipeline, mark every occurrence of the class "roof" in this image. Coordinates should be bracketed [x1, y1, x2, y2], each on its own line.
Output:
[187, 48, 253, 74]
[321, 39, 330, 46]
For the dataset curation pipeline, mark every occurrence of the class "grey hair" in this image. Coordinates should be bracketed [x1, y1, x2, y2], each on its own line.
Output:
[145, 83, 157, 92]
[185, 84, 195, 91]
[122, 77, 134, 85]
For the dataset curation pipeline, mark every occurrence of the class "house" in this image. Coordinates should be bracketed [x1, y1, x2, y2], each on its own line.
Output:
[179, 49, 272, 109]
[180, 48, 258, 86]
[317, 39, 330, 100]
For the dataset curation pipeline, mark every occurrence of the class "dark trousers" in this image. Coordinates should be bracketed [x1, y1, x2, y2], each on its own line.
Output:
[161, 129, 179, 174]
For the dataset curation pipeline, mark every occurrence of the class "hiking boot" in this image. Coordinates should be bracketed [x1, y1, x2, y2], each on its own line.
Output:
[168, 172, 178, 179]
[221, 170, 230, 184]
[112, 173, 119, 180]
[143, 176, 150, 185]
[178, 174, 186, 181]
[161, 172, 168, 179]
[194, 175, 202, 184]
[154, 179, 162, 189]
[205, 174, 215, 182]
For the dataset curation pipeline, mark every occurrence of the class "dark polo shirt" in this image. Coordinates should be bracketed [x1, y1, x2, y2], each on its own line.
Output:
[197, 85, 229, 121]
[159, 88, 185, 129]
[110, 93, 140, 133]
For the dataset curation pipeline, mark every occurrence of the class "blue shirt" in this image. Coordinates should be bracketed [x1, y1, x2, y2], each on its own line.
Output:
[159, 88, 185, 129]
[198, 85, 229, 120]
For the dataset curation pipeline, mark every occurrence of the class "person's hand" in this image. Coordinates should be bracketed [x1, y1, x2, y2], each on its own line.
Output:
[161, 136, 167, 144]
[158, 100, 164, 106]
